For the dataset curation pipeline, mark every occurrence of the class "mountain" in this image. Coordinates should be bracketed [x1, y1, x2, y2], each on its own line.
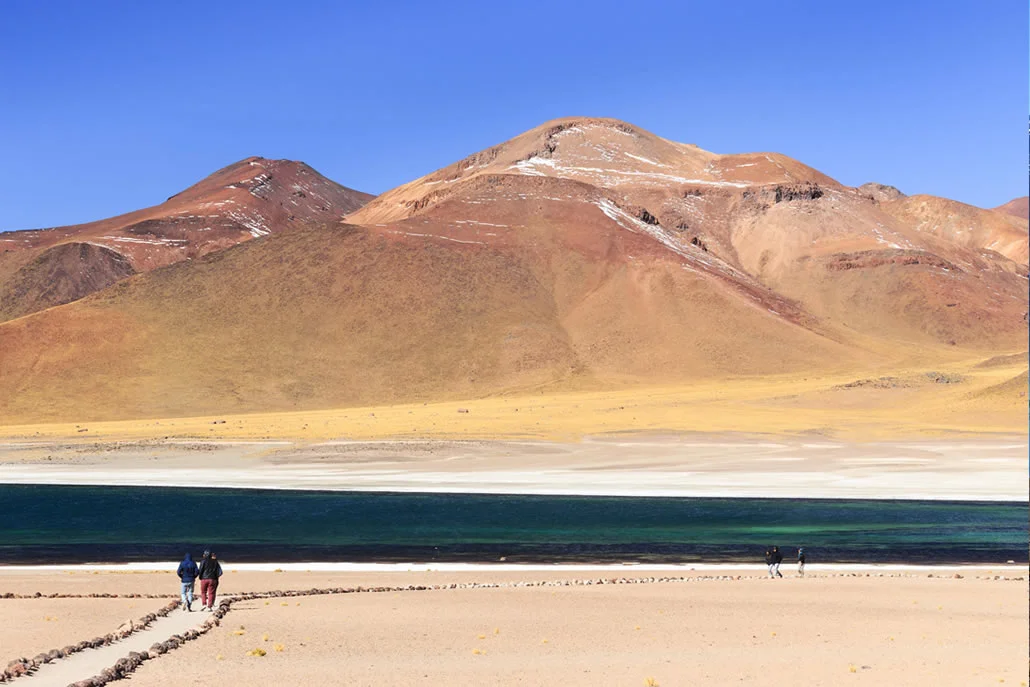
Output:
[993, 196, 1030, 221]
[347, 118, 1027, 348]
[0, 157, 372, 321]
[0, 118, 1026, 424]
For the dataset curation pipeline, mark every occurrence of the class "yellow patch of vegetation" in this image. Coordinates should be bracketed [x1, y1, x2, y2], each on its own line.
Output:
[0, 354, 1023, 441]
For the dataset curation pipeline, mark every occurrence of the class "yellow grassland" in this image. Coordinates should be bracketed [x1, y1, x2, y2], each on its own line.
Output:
[1, 355, 1023, 442]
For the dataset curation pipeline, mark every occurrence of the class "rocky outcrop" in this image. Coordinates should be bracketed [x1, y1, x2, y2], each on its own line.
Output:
[859, 182, 906, 203]
[823, 249, 959, 272]
[773, 183, 824, 203]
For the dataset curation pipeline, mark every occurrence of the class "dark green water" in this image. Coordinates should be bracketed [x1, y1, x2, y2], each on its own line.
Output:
[0, 485, 1025, 564]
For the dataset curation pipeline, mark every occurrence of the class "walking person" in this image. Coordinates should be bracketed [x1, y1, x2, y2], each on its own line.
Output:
[197, 550, 223, 611]
[765, 547, 775, 578]
[797, 547, 806, 577]
[176, 552, 199, 611]
[771, 545, 784, 578]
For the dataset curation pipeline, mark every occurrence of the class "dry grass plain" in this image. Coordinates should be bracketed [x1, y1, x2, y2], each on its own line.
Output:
[0, 353, 1023, 442]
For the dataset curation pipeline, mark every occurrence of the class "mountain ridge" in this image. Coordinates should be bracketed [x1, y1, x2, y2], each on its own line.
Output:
[0, 117, 1025, 424]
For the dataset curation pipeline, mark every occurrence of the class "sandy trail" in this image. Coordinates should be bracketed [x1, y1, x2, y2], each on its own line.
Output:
[13, 607, 207, 687]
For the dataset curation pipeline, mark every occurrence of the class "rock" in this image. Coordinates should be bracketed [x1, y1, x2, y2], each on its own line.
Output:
[857, 182, 905, 203]
[639, 209, 659, 225]
[4, 662, 27, 678]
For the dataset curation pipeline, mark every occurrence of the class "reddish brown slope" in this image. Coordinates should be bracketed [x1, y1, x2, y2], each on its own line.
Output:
[993, 196, 1029, 220]
[0, 157, 372, 321]
[348, 117, 1028, 351]
[0, 242, 136, 321]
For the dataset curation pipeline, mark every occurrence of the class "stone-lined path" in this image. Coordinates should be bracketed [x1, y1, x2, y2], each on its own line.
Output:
[4, 571, 1024, 686]
[13, 608, 207, 687]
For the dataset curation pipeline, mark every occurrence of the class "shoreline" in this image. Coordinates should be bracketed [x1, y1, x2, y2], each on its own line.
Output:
[0, 475, 1026, 502]
[1, 562, 1026, 573]
[2, 434, 1027, 501]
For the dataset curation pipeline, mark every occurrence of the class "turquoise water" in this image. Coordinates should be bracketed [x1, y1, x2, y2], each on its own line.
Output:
[0, 486, 1025, 564]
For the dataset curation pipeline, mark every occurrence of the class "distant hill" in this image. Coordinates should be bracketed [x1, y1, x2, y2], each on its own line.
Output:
[993, 196, 1030, 221]
[0, 157, 372, 321]
[0, 118, 1026, 423]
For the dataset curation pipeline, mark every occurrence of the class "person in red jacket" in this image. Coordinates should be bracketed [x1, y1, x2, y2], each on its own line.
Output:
[197, 550, 223, 611]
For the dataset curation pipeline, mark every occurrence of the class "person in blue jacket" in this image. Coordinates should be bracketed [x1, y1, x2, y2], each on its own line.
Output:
[176, 552, 199, 612]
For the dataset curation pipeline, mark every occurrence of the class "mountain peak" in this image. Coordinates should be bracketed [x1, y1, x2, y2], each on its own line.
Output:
[347, 118, 838, 226]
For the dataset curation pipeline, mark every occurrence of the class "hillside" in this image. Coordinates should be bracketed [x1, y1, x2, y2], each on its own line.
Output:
[993, 196, 1029, 220]
[348, 118, 1028, 349]
[0, 220, 858, 423]
[0, 118, 1026, 424]
[0, 157, 372, 321]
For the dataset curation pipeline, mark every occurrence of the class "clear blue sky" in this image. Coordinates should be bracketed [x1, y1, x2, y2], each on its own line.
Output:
[1, 0, 1026, 231]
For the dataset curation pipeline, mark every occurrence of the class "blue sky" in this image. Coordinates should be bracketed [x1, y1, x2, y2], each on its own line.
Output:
[0, 0, 1026, 231]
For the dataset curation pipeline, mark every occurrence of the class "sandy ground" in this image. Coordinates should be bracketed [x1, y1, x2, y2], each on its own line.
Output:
[0, 434, 1025, 500]
[0, 597, 162, 661]
[13, 572, 1019, 687]
[2, 570, 1025, 686]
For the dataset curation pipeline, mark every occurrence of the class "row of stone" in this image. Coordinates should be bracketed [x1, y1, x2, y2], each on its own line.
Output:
[2, 571, 1026, 686]
[1, 571, 1026, 603]
[0, 592, 174, 600]
[0, 601, 178, 683]
[63, 600, 234, 687]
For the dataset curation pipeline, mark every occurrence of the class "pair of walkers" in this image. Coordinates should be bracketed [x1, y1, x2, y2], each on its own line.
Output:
[176, 550, 223, 612]
[765, 546, 806, 578]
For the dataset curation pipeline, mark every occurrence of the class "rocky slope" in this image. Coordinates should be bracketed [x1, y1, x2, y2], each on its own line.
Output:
[0, 157, 372, 321]
[348, 118, 1028, 349]
[0, 118, 1025, 423]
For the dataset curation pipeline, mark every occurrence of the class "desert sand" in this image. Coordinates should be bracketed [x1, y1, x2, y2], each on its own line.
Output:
[1, 568, 1026, 686]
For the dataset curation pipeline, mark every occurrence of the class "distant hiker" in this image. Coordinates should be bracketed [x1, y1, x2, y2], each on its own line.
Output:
[765, 547, 775, 577]
[771, 546, 784, 578]
[197, 550, 223, 611]
[797, 547, 806, 577]
[176, 552, 199, 611]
